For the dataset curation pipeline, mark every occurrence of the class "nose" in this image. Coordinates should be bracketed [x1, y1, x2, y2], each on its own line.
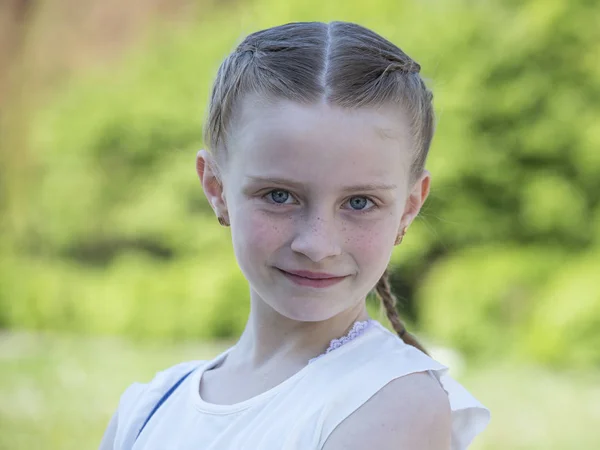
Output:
[290, 214, 342, 263]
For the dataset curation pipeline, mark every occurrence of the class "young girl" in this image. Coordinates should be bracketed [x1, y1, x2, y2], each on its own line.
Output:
[100, 21, 490, 450]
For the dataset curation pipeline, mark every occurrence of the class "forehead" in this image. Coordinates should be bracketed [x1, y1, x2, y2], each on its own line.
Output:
[226, 97, 414, 189]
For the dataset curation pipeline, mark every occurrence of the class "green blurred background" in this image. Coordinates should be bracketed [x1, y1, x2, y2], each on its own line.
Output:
[1, 0, 599, 448]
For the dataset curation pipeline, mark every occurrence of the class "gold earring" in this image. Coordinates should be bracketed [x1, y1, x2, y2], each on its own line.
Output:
[394, 227, 408, 246]
[217, 216, 230, 227]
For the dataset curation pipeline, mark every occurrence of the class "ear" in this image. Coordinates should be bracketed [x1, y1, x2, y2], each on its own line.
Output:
[196, 150, 228, 220]
[400, 169, 431, 230]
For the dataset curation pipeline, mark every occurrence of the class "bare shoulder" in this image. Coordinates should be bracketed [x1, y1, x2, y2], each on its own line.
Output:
[322, 371, 452, 450]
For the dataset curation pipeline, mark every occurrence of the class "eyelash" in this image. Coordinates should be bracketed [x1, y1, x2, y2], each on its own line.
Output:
[262, 189, 378, 213]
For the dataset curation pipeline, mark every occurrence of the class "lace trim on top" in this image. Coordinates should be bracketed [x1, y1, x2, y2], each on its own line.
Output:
[308, 319, 376, 364]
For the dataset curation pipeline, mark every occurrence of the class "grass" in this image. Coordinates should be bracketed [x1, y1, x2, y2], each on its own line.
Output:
[0, 330, 599, 450]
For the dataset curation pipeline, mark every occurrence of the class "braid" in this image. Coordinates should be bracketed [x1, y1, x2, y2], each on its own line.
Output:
[375, 268, 429, 355]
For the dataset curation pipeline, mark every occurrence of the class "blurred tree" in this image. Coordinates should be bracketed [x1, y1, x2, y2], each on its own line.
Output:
[412, 0, 600, 365]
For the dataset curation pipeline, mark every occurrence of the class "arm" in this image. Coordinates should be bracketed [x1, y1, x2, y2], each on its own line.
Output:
[322, 372, 452, 450]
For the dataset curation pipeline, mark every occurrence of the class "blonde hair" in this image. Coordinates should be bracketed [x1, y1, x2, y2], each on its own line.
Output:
[204, 21, 434, 354]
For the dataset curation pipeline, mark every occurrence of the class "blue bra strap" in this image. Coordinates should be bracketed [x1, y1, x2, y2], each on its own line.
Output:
[135, 368, 196, 441]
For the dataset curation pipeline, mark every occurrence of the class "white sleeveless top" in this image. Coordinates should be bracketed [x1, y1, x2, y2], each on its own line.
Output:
[99, 321, 490, 450]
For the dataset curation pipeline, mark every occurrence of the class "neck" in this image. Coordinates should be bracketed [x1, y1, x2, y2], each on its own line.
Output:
[226, 291, 371, 370]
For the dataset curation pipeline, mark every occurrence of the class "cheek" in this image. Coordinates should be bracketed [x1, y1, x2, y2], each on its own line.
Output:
[235, 209, 291, 257]
[344, 220, 395, 265]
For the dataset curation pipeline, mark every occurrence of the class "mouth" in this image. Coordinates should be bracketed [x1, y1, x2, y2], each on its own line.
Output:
[275, 268, 348, 288]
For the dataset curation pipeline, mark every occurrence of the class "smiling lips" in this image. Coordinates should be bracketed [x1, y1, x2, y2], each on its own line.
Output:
[277, 268, 348, 288]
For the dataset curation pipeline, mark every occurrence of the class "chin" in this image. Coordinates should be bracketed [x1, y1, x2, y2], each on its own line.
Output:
[265, 293, 347, 323]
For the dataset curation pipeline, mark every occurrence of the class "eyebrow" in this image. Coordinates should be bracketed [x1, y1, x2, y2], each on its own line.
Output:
[246, 176, 397, 193]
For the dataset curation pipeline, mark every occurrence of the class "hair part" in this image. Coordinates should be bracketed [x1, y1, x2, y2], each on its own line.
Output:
[204, 21, 435, 353]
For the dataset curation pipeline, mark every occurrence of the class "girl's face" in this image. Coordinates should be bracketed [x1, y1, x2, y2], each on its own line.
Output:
[199, 97, 430, 322]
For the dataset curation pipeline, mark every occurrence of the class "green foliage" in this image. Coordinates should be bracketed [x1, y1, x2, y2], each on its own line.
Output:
[418, 245, 563, 357]
[0, 246, 249, 339]
[410, 0, 600, 365]
[0, 0, 599, 366]
[521, 254, 600, 368]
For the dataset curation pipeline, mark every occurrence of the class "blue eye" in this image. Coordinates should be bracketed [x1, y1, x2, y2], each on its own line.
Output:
[348, 196, 373, 210]
[269, 190, 291, 204]
[263, 190, 375, 211]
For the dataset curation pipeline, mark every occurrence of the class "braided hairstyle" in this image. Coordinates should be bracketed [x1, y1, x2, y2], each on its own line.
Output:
[204, 21, 435, 354]
[375, 269, 428, 354]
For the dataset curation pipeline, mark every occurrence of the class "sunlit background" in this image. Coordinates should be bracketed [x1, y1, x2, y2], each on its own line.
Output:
[1, 0, 599, 449]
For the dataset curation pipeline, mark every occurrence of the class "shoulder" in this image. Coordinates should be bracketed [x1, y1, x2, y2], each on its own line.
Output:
[316, 327, 490, 449]
[102, 360, 204, 450]
[322, 371, 452, 450]
[120, 359, 203, 416]
[118, 360, 201, 411]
